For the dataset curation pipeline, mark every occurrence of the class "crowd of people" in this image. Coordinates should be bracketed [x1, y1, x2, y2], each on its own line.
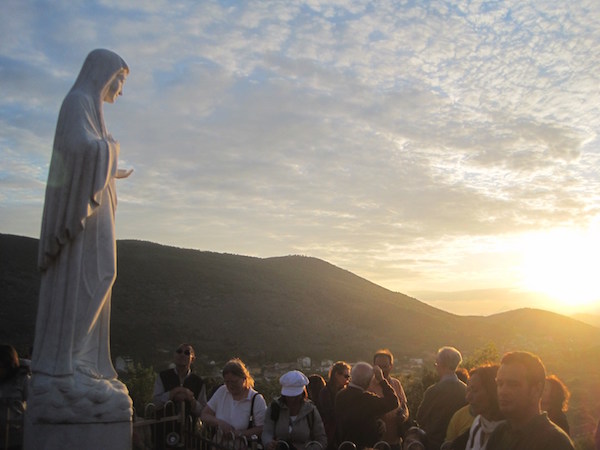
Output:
[0, 345, 30, 450]
[148, 344, 596, 450]
[2, 342, 600, 450]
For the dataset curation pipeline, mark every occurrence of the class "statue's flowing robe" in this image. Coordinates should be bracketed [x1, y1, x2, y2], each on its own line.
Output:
[32, 49, 128, 379]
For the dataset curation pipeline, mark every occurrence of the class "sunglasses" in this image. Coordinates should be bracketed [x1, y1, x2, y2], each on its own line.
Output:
[176, 349, 192, 356]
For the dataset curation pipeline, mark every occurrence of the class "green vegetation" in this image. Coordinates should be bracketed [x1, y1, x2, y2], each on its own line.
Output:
[462, 342, 500, 369]
[121, 363, 156, 413]
[2, 234, 599, 448]
[2, 234, 598, 371]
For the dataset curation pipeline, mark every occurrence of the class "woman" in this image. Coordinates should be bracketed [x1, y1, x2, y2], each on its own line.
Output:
[29, 48, 133, 423]
[307, 374, 326, 403]
[317, 361, 350, 450]
[541, 375, 570, 435]
[201, 358, 267, 441]
[447, 364, 504, 450]
[0, 344, 29, 449]
[263, 371, 327, 450]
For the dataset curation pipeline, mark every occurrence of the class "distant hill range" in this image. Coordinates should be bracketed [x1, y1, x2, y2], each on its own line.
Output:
[2, 233, 599, 370]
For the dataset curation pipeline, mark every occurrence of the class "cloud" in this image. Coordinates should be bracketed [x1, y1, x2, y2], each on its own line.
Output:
[2, 0, 600, 315]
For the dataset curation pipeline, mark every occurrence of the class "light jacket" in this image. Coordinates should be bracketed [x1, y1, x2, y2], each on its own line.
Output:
[262, 397, 327, 450]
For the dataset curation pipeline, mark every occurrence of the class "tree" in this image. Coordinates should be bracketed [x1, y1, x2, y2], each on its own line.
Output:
[122, 363, 156, 414]
[462, 342, 500, 370]
[400, 365, 437, 419]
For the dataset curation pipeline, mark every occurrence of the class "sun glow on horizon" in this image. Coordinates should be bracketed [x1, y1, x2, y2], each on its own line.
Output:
[518, 224, 600, 313]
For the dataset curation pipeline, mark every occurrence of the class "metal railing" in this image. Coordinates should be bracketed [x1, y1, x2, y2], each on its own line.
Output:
[133, 401, 257, 450]
[133, 402, 329, 450]
[1, 400, 25, 450]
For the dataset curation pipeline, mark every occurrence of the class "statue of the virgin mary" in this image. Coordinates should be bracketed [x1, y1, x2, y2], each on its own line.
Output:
[29, 49, 133, 423]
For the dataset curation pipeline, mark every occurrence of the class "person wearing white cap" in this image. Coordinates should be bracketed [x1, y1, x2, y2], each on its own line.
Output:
[263, 370, 327, 450]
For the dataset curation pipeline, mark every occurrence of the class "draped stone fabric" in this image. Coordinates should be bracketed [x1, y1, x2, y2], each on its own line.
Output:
[25, 50, 132, 429]
[33, 49, 129, 381]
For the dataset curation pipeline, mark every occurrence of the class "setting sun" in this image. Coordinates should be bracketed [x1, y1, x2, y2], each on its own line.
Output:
[518, 224, 600, 313]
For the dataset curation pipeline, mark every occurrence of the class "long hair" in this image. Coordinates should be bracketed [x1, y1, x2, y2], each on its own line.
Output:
[469, 364, 501, 418]
[307, 374, 326, 401]
[545, 375, 570, 412]
[328, 361, 351, 384]
[222, 358, 254, 389]
[0, 344, 20, 380]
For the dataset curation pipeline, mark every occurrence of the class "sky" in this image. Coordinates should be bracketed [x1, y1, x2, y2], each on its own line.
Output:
[2, 0, 600, 317]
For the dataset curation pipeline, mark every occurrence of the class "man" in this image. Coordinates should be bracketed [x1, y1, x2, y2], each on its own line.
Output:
[153, 343, 207, 414]
[367, 349, 409, 449]
[153, 344, 207, 448]
[416, 346, 467, 450]
[486, 351, 574, 450]
[335, 362, 399, 449]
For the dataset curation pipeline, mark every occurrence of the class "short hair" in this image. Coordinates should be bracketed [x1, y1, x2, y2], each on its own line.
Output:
[500, 351, 546, 388]
[328, 361, 351, 383]
[351, 362, 374, 389]
[469, 364, 500, 418]
[373, 348, 394, 366]
[437, 346, 462, 371]
[177, 343, 195, 357]
[545, 375, 570, 412]
[222, 358, 254, 389]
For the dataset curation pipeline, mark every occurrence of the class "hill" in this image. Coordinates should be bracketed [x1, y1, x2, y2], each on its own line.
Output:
[572, 312, 600, 328]
[1, 233, 599, 370]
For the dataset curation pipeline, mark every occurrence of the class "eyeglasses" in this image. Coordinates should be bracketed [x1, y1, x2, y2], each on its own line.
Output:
[176, 349, 191, 356]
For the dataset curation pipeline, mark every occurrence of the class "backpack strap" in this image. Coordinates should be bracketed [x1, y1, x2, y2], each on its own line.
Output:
[307, 406, 314, 439]
[270, 400, 280, 422]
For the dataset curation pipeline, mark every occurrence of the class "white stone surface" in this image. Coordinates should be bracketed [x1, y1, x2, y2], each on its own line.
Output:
[25, 49, 133, 447]
[24, 415, 132, 450]
[27, 372, 133, 423]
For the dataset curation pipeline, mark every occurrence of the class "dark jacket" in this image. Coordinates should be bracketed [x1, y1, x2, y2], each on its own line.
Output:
[335, 380, 399, 449]
[317, 384, 338, 450]
[159, 368, 205, 417]
[486, 413, 574, 450]
[416, 375, 467, 450]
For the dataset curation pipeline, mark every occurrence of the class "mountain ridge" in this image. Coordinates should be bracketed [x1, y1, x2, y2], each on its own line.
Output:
[1, 233, 598, 370]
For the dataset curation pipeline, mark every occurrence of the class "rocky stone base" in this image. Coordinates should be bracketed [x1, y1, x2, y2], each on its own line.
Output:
[27, 371, 132, 423]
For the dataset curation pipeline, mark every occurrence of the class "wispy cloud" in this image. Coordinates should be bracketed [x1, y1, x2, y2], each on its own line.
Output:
[2, 0, 600, 315]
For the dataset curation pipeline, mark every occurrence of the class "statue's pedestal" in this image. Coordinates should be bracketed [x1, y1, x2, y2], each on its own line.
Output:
[24, 416, 132, 450]
[24, 371, 134, 449]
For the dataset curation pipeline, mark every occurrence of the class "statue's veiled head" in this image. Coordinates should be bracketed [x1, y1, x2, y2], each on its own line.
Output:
[71, 49, 129, 103]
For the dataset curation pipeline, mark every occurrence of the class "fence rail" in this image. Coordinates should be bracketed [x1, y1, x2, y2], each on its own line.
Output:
[1, 400, 24, 450]
[2, 399, 427, 450]
[133, 401, 328, 450]
[134, 401, 261, 450]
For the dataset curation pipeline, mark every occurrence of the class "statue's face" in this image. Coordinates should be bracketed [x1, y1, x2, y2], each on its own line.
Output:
[104, 71, 127, 103]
